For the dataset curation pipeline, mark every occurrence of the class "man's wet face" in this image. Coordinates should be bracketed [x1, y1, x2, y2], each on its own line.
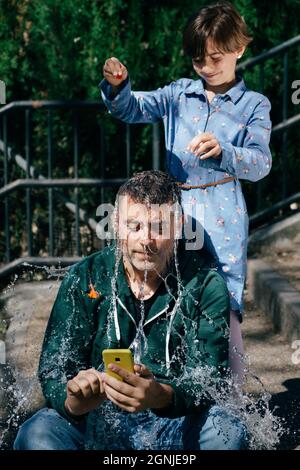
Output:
[117, 196, 180, 275]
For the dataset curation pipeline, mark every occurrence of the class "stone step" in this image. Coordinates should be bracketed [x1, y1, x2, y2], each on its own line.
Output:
[0, 280, 60, 448]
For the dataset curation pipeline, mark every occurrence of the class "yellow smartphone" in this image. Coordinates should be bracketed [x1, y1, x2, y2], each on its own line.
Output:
[102, 349, 134, 381]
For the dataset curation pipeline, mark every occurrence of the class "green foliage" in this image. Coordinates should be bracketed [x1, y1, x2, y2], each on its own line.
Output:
[1, 0, 297, 99]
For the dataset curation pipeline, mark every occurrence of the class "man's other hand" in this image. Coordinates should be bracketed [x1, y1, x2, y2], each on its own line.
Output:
[64, 368, 107, 417]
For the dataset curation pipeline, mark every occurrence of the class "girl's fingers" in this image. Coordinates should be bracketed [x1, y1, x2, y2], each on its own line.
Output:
[110, 57, 124, 77]
[104, 59, 115, 74]
[119, 64, 128, 80]
[198, 149, 216, 159]
[104, 58, 120, 76]
[187, 137, 202, 152]
[104, 58, 128, 84]
[193, 140, 213, 156]
[188, 132, 215, 152]
[103, 67, 114, 76]
[199, 148, 221, 159]
[103, 68, 116, 82]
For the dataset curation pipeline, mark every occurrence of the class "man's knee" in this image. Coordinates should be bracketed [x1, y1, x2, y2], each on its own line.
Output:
[13, 408, 84, 450]
[14, 409, 50, 450]
[200, 405, 248, 450]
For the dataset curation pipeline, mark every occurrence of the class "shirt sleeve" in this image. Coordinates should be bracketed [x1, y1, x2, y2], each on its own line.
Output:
[152, 272, 230, 419]
[219, 97, 272, 182]
[38, 266, 95, 424]
[99, 77, 173, 123]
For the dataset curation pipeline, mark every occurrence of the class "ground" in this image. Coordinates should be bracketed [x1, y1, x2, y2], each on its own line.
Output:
[242, 295, 300, 450]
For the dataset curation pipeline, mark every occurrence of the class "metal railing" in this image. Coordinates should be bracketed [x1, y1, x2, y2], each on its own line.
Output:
[0, 101, 161, 278]
[237, 35, 300, 214]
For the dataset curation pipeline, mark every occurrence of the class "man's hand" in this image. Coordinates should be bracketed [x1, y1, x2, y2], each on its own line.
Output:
[103, 57, 128, 87]
[187, 132, 222, 159]
[101, 363, 174, 413]
[64, 368, 106, 417]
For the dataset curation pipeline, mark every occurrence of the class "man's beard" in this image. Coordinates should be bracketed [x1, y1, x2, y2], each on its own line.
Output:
[120, 240, 176, 276]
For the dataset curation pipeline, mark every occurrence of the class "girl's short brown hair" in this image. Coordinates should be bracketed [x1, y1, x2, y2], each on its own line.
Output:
[183, 1, 253, 60]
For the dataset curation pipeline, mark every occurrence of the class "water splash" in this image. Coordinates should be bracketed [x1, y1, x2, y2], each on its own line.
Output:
[174, 360, 285, 450]
[21, 261, 70, 278]
[0, 263, 66, 448]
[0, 249, 287, 450]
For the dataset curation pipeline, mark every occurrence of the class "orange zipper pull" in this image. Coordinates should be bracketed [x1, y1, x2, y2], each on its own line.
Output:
[88, 284, 100, 299]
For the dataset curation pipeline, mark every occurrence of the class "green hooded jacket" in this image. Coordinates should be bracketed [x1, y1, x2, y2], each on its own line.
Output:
[38, 241, 230, 422]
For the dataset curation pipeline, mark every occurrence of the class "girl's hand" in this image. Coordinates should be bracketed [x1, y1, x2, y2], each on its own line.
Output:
[187, 132, 222, 159]
[103, 57, 128, 87]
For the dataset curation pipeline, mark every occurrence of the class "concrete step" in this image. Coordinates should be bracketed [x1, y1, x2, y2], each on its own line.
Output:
[0, 280, 60, 447]
[249, 211, 300, 254]
[247, 259, 300, 342]
[247, 210, 300, 342]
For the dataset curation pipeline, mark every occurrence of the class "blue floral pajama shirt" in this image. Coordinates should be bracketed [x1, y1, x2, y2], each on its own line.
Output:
[100, 76, 272, 313]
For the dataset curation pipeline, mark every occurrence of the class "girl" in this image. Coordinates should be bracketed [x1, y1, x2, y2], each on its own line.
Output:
[100, 1, 272, 380]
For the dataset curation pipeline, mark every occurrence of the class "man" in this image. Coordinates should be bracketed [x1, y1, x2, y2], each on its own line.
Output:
[14, 170, 247, 450]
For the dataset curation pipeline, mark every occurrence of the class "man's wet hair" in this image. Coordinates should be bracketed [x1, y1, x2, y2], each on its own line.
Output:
[116, 170, 182, 205]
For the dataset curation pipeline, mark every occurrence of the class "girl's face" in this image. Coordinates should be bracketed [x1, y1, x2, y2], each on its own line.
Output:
[192, 38, 245, 87]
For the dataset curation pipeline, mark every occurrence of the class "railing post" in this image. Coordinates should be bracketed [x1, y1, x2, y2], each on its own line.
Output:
[126, 124, 130, 177]
[3, 114, 10, 262]
[25, 108, 33, 256]
[73, 111, 81, 257]
[152, 122, 160, 170]
[255, 63, 266, 212]
[47, 110, 54, 256]
[100, 124, 105, 205]
[282, 51, 289, 200]
[259, 62, 265, 94]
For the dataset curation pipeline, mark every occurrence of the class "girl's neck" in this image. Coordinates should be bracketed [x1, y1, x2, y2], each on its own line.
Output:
[204, 75, 237, 95]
